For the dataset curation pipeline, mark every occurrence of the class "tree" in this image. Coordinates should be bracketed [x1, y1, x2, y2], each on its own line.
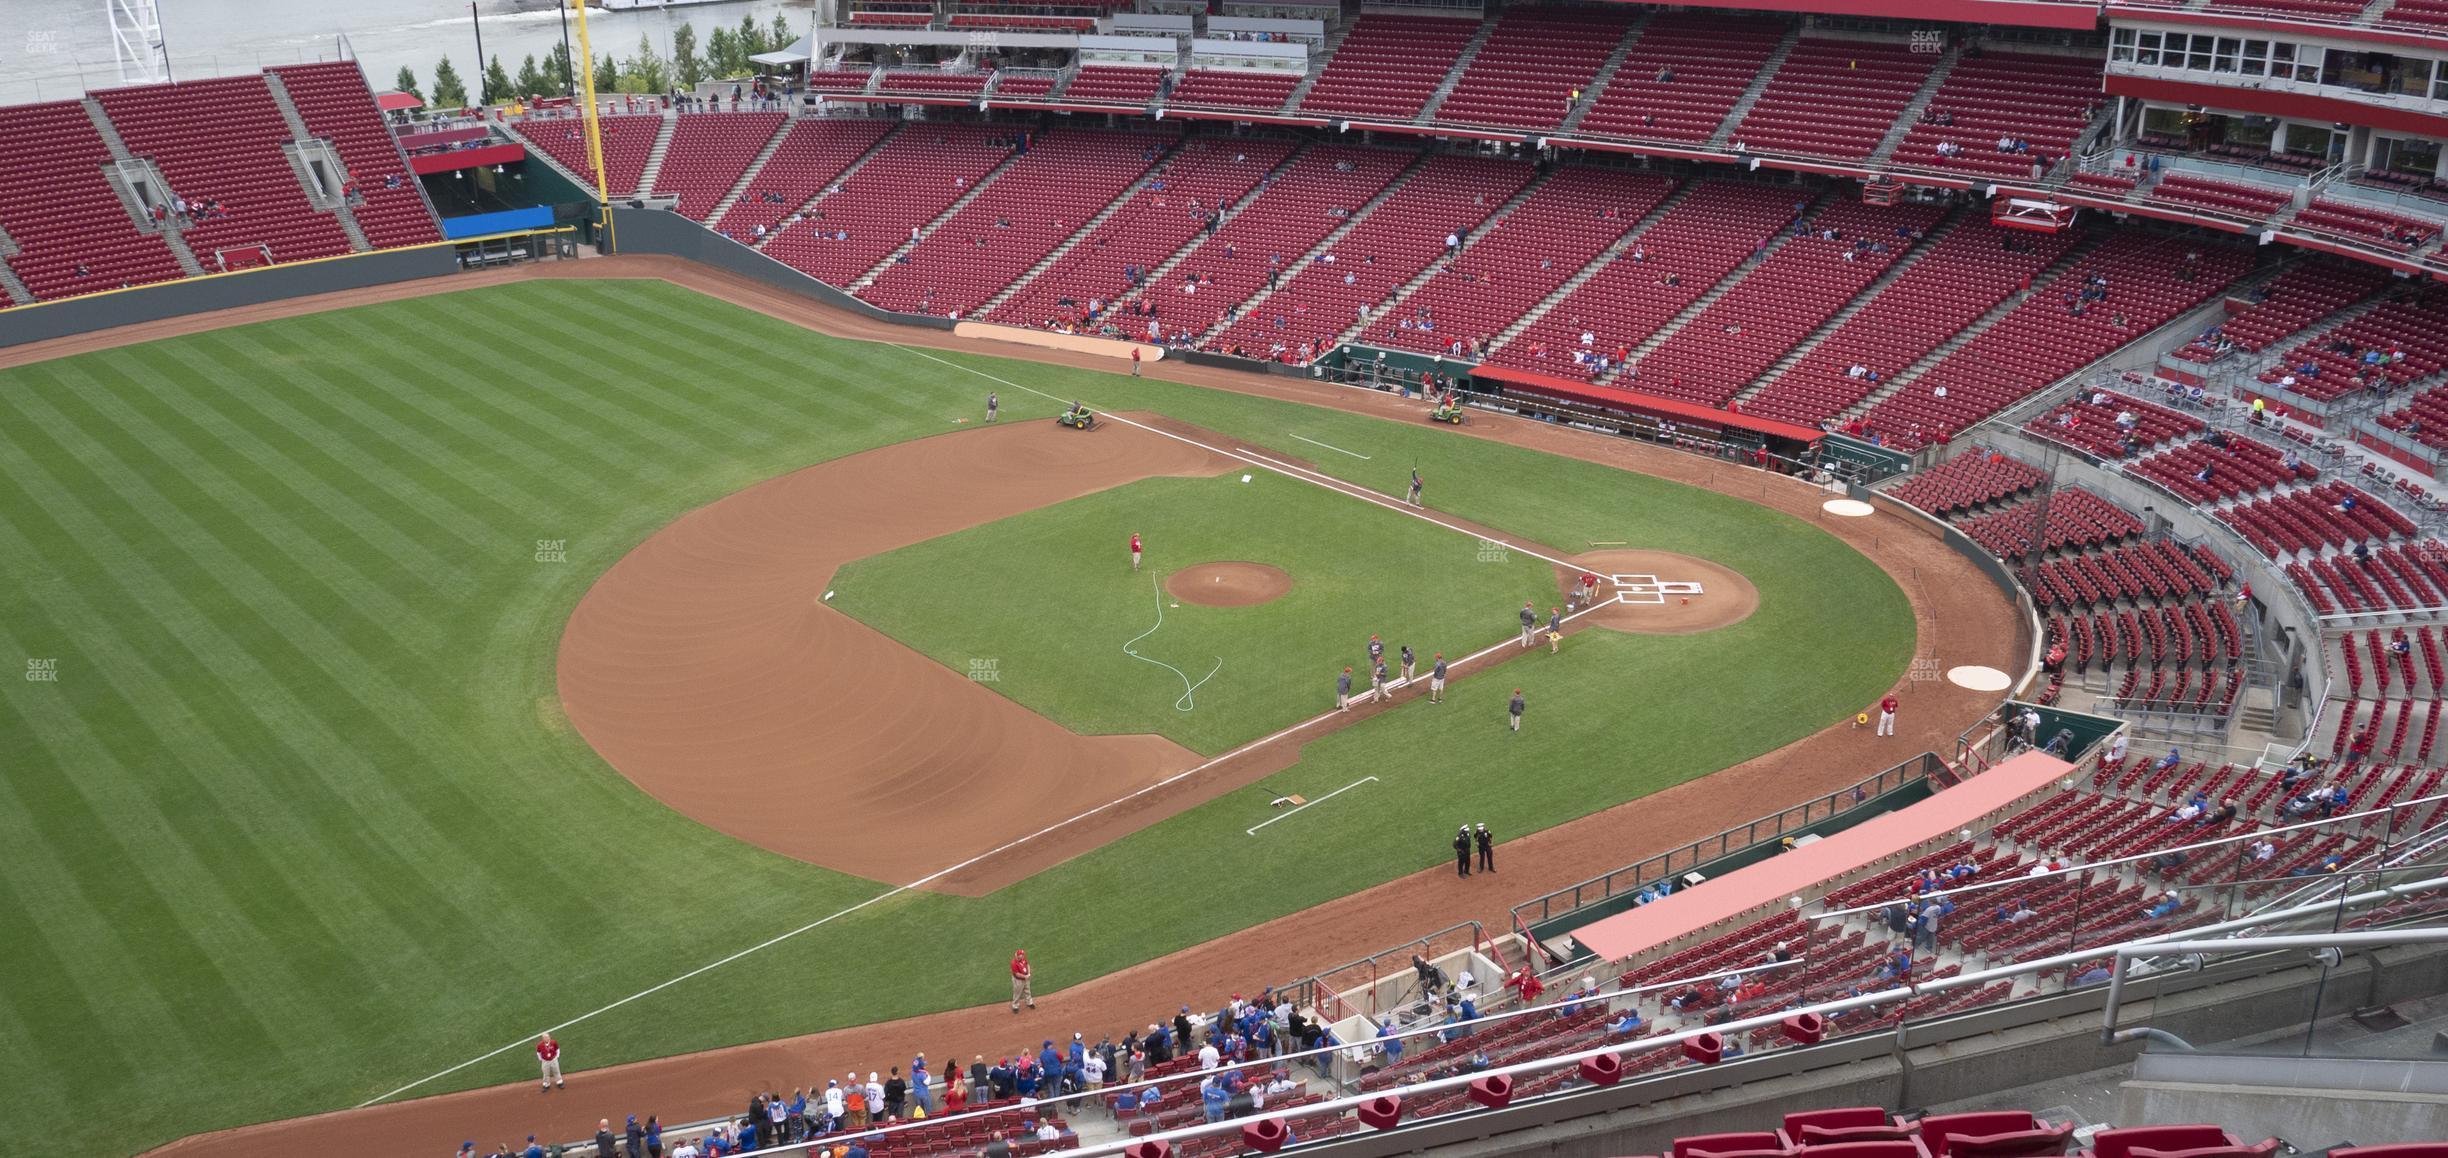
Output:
[593, 51, 619, 93]
[394, 66, 422, 102]
[482, 55, 515, 105]
[771, 13, 795, 54]
[671, 22, 704, 89]
[545, 42, 575, 94]
[622, 34, 669, 94]
[706, 25, 741, 79]
[516, 53, 550, 99]
[737, 14, 767, 59]
[432, 55, 469, 108]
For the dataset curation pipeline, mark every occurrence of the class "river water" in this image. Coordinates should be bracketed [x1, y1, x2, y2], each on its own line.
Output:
[0, 0, 818, 106]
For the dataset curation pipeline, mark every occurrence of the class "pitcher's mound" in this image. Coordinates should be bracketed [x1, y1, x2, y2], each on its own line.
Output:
[1168, 562, 1293, 607]
[1559, 549, 1759, 634]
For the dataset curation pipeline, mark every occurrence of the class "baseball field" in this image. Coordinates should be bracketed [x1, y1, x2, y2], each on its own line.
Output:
[0, 276, 1913, 1157]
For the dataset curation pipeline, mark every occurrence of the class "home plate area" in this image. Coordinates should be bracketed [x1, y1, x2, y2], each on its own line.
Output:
[1608, 575, 1707, 606]
[1563, 549, 1761, 635]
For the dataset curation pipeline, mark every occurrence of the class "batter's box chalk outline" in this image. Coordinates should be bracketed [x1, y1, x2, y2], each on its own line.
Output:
[1608, 574, 1706, 606]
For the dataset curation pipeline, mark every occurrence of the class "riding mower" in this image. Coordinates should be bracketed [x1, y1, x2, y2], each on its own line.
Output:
[1429, 403, 1467, 426]
[1057, 406, 1098, 430]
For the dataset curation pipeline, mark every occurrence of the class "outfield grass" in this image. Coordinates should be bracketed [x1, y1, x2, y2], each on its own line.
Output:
[0, 279, 1909, 1157]
[834, 472, 1560, 754]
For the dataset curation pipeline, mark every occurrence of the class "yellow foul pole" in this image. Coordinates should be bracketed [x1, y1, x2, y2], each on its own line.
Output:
[569, 0, 611, 206]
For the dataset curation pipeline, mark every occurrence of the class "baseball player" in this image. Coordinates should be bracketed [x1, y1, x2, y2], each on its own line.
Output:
[1336, 667, 1353, 712]
[986, 391, 999, 423]
[1368, 634, 1384, 669]
[1407, 469, 1423, 507]
[1429, 653, 1447, 703]
[1877, 693, 1898, 737]
[1371, 659, 1389, 703]
[1519, 602, 1537, 648]
[537, 1034, 565, 1091]
[1547, 607, 1564, 653]
[1130, 346, 1143, 376]
[1129, 532, 1142, 572]
[1582, 572, 1602, 607]
[1399, 644, 1415, 683]
[1508, 689, 1525, 732]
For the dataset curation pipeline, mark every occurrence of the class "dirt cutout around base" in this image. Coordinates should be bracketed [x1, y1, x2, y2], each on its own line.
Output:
[556, 417, 1236, 888]
[1166, 562, 1293, 607]
[1557, 549, 1761, 634]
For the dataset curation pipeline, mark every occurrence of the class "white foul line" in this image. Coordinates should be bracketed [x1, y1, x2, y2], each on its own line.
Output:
[1291, 433, 1370, 460]
[358, 345, 1605, 1109]
[1247, 776, 1380, 835]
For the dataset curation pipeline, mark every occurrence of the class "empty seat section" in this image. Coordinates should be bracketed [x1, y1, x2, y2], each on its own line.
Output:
[650, 111, 786, 221]
[1729, 39, 1936, 161]
[1125, 146, 1410, 346]
[1207, 154, 1535, 360]
[993, 138, 1297, 330]
[1748, 219, 2083, 426]
[512, 112, 661, 196]
[1887, 53, 2101, 179]
[710, 118, 896, 240]
[1166, 69, 1301, 113]
[2146, 174, 2292, 222]
[860, 129, 1173, 316]
[1633, 198, 1949, 407]
[1575, 15, 1785, 144]
[1435, 7, 1635, 130]
[95, 74, 354, 265]
[0, 100, 184, 299]
[876, 70, 993, 97]
[1491, 183, 1801, 380]
[1063, 65, 1166, 105]
[1860, 235, 2251, 449]
[270, 61, 442, 248]
[764, 124, 1018, 287]
[1363, 169, 1674, 357]
[1297, 15, 1480, 120]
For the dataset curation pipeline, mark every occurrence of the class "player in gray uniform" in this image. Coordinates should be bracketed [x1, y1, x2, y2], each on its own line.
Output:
[1336, 667, 1353, 712]
[1508, 689, 1526, 732]
[1399, 644, 1415, 683]
[1428, 653, 1447, 703]
[1519, 602, 1537, 648]
[986, 391, 999, 422]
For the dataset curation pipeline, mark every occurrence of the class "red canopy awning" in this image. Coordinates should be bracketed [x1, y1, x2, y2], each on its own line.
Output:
[375, 91, 424, 112]
[1474, 364, 1826, 444]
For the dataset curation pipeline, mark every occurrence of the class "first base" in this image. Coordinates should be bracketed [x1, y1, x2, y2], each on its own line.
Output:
[1241, 474, 1252, 483]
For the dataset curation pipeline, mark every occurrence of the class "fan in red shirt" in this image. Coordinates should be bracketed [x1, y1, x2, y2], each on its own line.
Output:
[1129, 533, 1142, 573]
[1876, 693, 1899, 738]
[1503, 969, 1546, 1006]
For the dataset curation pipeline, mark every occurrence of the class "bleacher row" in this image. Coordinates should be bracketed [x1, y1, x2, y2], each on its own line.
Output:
[0, 62, 437, 302]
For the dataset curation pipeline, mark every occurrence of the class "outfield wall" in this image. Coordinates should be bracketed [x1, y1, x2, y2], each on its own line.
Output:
[0, 244, 461, 349]
[600, 209, 953, 331]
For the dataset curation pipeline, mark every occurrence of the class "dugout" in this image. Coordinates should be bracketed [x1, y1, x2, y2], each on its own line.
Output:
[1471, 365, 1827, 472]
